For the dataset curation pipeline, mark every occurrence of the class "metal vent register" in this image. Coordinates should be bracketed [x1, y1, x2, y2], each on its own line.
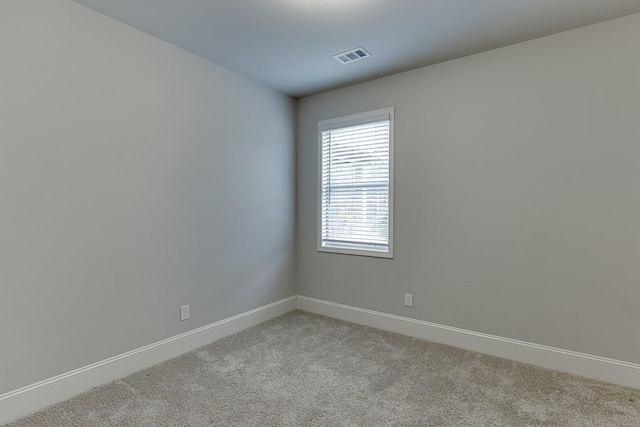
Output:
[334, 47, 371, 64]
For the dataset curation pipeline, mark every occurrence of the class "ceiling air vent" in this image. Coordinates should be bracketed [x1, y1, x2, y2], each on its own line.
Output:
[334, 47, 371, 64]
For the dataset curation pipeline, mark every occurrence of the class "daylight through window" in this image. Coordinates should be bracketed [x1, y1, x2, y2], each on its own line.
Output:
[318, 108, 394, 258]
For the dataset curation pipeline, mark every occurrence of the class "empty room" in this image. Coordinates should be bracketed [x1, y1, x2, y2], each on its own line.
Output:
[2, 0, 640, 425]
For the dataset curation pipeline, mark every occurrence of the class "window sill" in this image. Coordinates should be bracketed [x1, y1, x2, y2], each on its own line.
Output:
[317, 245, 393, 259]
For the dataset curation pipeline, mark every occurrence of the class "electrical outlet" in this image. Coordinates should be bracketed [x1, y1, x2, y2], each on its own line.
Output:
[404, 293, 413, 307]
[180, 305, 190, 321]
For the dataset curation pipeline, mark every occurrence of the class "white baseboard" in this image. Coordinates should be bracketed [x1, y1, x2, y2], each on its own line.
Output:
[296, 295, 640, 390]
[0, 296, 296, 426]
[4, 294, 638, 425]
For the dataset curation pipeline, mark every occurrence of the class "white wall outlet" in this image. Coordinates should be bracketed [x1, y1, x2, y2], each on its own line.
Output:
[404, 293, 413, 307]
[180, 305, 190, 321]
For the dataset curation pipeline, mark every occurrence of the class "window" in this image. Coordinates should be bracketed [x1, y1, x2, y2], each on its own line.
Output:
[318, 107, 394, 258]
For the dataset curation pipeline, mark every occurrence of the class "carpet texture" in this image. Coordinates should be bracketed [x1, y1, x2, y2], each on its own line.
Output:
[9, 311, 640, 426]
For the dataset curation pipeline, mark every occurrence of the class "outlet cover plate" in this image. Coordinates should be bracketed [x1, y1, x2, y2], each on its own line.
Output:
[180, 305, 190, 321]
[404, 294, 413, 307]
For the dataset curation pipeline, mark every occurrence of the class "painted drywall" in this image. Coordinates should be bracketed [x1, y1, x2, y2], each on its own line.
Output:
[297, 13, 640, 364]
[0, 0, 295, 395]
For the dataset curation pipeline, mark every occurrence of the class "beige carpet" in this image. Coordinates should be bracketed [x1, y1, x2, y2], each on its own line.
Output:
[9, 311, 640, 426]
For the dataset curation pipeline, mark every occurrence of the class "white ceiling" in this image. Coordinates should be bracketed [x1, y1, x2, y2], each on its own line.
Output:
[74, 0, 640, 98]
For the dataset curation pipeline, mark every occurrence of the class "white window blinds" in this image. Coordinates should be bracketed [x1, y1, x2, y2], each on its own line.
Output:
[319, 108, 393, 257]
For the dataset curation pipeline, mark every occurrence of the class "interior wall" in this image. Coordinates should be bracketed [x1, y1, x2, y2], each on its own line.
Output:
[297, 13, 640, 364]
[0, 0, 295, 395]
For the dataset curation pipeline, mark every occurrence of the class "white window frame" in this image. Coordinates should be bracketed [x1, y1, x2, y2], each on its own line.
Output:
[317, 107, 394, 259]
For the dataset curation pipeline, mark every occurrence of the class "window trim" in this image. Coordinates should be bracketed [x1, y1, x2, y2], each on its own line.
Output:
[317, 107, 395, 259]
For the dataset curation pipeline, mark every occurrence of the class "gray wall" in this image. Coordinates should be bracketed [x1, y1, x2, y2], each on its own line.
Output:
[297, 13, 640, 364]
[0, 0, 295, 394]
